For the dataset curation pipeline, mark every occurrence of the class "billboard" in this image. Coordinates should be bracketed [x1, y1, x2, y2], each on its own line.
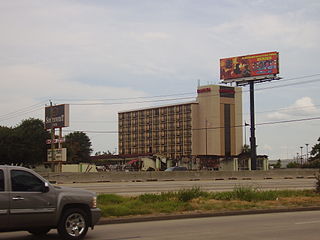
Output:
[45, 104, 69, 129]
[220, 52, 279, 82]
[47, 148, 67, 162]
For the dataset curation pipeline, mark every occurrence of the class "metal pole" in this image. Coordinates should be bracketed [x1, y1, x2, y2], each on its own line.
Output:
[300, 146, 303, 165]
[249, 81, 257, 170]
[244, 122, 249, 146]
[306, 144, 309, 162]
[59, 127, 62, 173]
[50, 101, 56, 172]
[205, 119, 208, 156]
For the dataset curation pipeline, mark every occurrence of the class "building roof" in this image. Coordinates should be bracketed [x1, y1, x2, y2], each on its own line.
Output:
[118, 101, 198, 113]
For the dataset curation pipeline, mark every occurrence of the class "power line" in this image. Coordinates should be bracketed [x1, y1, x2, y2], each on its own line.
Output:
[64, 115, 320, 134]
[1, 73, 320, 121]
[70, 96, 196, 106]
[0, 106, 44, 123]
[68, 77, 320, 106]
[52, 73, 320, 105]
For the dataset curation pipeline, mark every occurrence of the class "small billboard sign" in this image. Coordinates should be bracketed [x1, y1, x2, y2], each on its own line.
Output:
[220, 52, 279, 83]
[45, 104, 69, 129]
[47, 148, 67, 162]
[46, 138, 65, 144]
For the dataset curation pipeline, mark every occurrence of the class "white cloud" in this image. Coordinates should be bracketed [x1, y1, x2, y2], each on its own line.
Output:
[210, 13, 320, 49]
[267, 97, 319, 120]
[0, 64, 149, 152]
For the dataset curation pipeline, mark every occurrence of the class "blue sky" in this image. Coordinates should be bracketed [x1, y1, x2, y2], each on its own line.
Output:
[1, 0, 320, 160]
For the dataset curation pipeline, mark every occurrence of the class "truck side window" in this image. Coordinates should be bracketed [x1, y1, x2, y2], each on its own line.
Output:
[11, 170, 44, 192]
[0, 170, 4, 191]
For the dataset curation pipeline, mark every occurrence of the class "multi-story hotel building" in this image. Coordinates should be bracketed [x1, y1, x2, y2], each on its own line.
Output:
[118, 85, 243, 165]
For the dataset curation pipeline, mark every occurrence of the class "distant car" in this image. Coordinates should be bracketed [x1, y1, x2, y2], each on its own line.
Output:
[165, 166, 188, 171]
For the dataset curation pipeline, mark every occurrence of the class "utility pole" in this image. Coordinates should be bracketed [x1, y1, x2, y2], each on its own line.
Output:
[306, 144, 309, 162]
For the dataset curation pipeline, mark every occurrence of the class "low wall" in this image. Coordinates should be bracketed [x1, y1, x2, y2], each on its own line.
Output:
[39, 169, 319, 184]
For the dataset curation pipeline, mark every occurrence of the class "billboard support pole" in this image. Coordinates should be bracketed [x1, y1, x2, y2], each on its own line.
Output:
[249, 81, 257, 170]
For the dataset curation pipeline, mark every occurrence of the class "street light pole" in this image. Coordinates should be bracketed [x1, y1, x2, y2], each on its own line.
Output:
[244, 122, 249, 146]
[305, 144, 309, 162]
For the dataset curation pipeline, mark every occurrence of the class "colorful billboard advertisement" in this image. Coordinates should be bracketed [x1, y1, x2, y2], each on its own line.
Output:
[45, 104, 69, 129]
[220, 52, 279, 81]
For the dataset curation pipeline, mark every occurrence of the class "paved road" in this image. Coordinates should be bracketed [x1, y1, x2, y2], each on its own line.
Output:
[1, 211, 320, 240]
[58, 178, 315, 195]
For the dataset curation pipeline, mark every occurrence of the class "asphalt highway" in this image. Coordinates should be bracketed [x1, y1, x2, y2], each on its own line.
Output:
[58, 178, 316, 195]
[1, 211, 320, 240]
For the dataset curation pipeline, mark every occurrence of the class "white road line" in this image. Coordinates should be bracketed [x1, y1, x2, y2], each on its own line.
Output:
[295, 220, 320, 225]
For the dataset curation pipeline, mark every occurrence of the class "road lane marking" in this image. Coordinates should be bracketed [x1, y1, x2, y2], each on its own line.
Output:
[295, 220, 320, 225]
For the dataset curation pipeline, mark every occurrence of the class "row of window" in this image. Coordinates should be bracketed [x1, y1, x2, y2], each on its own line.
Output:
[119, 105, 192, 120]
[120, 146, 192, 155]
[119, 115, 192, 127]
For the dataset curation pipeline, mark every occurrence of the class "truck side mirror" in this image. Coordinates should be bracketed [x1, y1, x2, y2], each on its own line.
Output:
[42, 182, 50, 193]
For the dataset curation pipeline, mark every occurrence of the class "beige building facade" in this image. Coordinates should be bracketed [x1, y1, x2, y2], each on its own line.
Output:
[118, 85, 243, 165]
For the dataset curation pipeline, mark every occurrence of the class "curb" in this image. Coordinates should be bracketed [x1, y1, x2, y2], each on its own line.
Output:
[97, 207, 320, 225]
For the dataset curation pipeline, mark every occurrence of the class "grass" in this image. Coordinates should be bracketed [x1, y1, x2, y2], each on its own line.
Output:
[97, 186, 320, 218]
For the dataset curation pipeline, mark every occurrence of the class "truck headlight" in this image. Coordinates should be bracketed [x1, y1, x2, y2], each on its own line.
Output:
[92, 196, 97, 208]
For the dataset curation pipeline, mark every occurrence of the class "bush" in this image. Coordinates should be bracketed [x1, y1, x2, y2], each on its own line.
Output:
[287, 162, 301, 168]
[177, 187, 208, 202]
[97, 194, 125, 204]
[138, 192, 174, 203]
[233, 186, 257, 201]
[211, 191, 235, 200]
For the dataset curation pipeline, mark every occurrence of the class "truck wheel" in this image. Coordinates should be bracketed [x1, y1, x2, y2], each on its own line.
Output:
[28, 227, 51, 236]
[58, 208, 89, 240]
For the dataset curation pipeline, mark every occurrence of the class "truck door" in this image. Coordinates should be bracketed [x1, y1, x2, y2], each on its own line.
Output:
[9, 169, 57, 228]
[0, 169, 9, 229]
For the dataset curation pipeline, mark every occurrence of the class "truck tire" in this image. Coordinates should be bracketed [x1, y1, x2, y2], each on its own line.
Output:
[57, 208, 89, 240]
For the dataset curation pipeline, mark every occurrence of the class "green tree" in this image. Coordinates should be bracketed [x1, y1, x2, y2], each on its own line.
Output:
[64, 131, 92, 163]
[15, 118, 50, 165]
[273, 159, 282, 168]
[310, 137, 320, 161]
[0, 126, 14, 164]
[0, 118, 49, 165]
[287, 161, 300, 168]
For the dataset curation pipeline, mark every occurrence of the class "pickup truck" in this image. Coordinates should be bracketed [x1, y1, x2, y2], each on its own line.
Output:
[0, 165, 101, 240]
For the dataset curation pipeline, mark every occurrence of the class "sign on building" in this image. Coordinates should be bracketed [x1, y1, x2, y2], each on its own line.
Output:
[45, 104, 70, 129]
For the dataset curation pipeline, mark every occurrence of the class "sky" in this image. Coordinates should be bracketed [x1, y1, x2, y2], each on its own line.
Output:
[1, 0, 320, 160]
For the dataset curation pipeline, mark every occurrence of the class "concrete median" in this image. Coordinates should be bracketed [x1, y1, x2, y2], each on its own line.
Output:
[40, 169, 319, 184]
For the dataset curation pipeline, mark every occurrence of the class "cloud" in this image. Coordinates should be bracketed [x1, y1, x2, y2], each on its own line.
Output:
[210, 13, 320, 50]
[0, 64, 149, 152]
[267, 97, 319, 120]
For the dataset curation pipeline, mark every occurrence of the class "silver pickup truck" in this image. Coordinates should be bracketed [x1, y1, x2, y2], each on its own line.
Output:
[0, 165, 101, 240]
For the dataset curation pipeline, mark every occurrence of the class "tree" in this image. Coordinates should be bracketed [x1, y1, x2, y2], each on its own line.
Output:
[310, 137, 320, 161]
[0, 118, 50, 165]
[287, 161, 300, 168]
[274, 159, 282, 168]
[15, 118, 50, 165]
[64, 131, 92, 163]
